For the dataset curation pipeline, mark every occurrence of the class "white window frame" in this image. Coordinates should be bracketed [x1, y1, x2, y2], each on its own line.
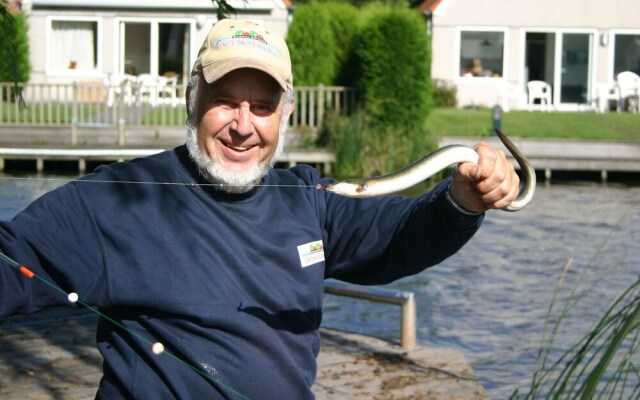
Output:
[454, 26, 509, 83]
[113, 17, 196, 78]
[46, 16, 103, 77]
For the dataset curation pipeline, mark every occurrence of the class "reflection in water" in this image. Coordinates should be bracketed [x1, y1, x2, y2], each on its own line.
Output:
[1, 175, 639, 398]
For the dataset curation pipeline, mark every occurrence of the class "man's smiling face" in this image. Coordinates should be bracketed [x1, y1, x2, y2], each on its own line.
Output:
[195, 68, 285, 180]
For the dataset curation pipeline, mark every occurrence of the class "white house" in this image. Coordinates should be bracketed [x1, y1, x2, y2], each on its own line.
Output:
[21, 0, 291, 87]
[420, 0, 640, 111]
[13, 0, 640, 112]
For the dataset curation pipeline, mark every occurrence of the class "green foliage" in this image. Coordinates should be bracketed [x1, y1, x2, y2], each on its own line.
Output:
[293, 5, 437, 178]
[210, 0, 236, 20]
[320, 110, 437, 179]
[287, 2, 360, 86]
[432, 79, 457, 108]
[352, 7, 432, 130]
[324, 2, 361, 85]
[287, 4, 337, 85]
[0, 8, 30, 84]
[519, 273, 640, 399]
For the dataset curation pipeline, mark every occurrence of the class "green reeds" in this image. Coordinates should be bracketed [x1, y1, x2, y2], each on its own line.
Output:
[519, 203, 640, 399]
[523, 276, 639, 399]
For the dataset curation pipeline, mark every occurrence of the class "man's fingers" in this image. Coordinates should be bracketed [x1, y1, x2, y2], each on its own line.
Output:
[481, 170, 520, 209]
[455, 162, 482, 181]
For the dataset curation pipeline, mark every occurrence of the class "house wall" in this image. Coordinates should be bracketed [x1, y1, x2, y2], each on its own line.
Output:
[25, 0, 290, 85]
[430, 0, 640, 110]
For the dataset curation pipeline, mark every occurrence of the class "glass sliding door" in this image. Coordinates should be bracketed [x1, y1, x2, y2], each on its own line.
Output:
[158, 23, 190, 84]
[559, 33, 592, 104]
[123, 22, 151, 76]
[613, 33, 640, 77]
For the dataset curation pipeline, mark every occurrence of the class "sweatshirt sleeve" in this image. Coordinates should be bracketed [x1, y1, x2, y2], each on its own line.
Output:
[0, 182, 108, 317]
[321, 178, 483, 285]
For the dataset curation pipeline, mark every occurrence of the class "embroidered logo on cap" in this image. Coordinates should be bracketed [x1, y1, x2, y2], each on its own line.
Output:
[215, 30, 282, 57]
[297, 240, 325, 268]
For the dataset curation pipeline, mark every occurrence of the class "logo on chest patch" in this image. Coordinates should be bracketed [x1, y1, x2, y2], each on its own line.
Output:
[297, 240, 325, 268]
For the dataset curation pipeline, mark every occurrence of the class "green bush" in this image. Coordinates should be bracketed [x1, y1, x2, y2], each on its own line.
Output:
[0, 9, 30, 84]
[323, 2, 361, 85]
[287, 5, 336, 85]
[287, 2, 361, 86]
[353, 7, 432, 130]
[432, 79, 457, 107]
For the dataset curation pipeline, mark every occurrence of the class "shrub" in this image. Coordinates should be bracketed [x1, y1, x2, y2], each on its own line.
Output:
[323, 2, 361, 86]
[352, 7, 432, 130]
[287, 5, 336, 86]
[432, 79, 457, 107]
[0, 9, 30, 84]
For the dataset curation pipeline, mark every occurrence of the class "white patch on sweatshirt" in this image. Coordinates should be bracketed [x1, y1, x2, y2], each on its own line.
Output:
[297, 240, 325, 268]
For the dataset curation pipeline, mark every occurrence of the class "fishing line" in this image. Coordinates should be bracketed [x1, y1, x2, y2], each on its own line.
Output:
[0, 250, 251, 400]
[0, 175, 318, 190]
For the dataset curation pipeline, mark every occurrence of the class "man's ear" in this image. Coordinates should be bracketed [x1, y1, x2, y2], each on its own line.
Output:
[185, 84, 192, 119]
[284, 96, 295, 120]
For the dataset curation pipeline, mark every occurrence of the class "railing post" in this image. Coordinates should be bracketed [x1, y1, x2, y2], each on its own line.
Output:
[323, 280, 417, 350]
[71, 82, 78, 146]
[401, 293, 416, 350]
[117, 81, 126, 146]
[317, 84, 325, 128]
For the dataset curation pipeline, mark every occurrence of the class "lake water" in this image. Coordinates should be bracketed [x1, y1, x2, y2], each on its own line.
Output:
[324, 180, 640, 398]
[1, 173, 639, 399]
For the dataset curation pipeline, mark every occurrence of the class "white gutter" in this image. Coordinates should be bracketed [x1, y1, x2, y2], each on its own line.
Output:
[31, 0, 276, 11]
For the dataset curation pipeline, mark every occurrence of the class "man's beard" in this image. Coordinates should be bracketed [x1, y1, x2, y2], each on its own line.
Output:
[185, 124, 285, 194]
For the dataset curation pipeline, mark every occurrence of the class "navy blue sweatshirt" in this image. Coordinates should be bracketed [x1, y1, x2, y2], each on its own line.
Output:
[0, 145, 482, 399]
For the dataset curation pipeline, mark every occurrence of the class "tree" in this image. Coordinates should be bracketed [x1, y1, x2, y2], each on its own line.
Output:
[0, 2, 29, 105]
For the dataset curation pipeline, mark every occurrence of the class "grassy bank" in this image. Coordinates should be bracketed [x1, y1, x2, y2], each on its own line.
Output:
[426, 108, 640, 141]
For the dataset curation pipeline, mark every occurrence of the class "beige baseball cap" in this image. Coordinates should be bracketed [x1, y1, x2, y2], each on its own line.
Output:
[192, 19, 293, 91]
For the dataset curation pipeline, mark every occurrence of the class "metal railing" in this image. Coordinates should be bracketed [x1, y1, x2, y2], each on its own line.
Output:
[0, 81, 361, 145]
[323, 280, 417, 350]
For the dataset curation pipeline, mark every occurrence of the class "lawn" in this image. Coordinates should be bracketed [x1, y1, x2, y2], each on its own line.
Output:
[426, 108, 640, 141]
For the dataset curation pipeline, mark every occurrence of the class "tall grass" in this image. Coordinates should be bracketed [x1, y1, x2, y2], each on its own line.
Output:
[319, 110, 438, 179]
[516, 202, 640, 399]
[520, 275, 639, 399]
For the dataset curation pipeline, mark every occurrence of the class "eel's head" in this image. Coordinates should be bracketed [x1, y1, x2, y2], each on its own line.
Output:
[316, 181, 370, 198]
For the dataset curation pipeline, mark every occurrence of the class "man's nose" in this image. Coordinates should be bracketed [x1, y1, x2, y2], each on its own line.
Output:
[232, 104, 253, 135]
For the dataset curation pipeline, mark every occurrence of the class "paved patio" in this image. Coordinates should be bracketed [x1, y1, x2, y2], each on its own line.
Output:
[0, 307, 488, 400]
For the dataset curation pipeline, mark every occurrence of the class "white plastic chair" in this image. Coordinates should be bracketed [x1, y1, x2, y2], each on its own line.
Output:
[615, 71, 640, 113]
[527, 80, 553, 111]
[104, 74, 134, 107]
[135, 74, 160, 106]
[595, 82, 620, 113]
[157, 76, 178, 107]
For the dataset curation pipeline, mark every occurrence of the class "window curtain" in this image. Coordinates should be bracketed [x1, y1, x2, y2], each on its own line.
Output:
[51, 21, 96, 70]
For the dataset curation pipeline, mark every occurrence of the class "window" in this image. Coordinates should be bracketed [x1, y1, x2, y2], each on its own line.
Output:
[121, 21, 190, 83]
[459, 31, 504, 78]
[50, 20, 99, 71]
[613, 34, 640, 77]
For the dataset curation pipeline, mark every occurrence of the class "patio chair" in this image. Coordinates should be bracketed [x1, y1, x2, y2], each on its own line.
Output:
[615, 71, 640, 113]
[595, 82, 620, 113]
[135, 74, 160, 106]
[157, 76, 178, 107]
[104, 73, 134, 107]
[527, 80, 552, 111]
